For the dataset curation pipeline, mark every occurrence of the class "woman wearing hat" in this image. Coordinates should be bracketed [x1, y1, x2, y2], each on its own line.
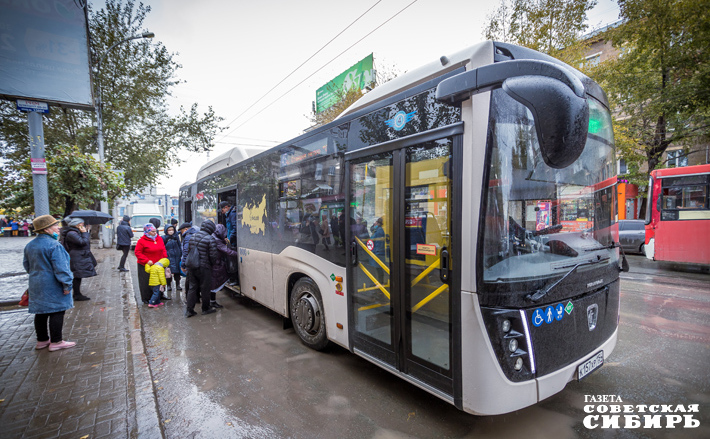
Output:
[64, 217, 97, 301]
[135, 223, 168, 304]
[23, 215, 76, 351]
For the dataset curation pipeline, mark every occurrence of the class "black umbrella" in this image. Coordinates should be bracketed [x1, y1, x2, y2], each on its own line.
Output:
[68, 210, 114, 225]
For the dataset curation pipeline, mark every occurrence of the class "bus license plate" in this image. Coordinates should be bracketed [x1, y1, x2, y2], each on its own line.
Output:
[577, 351, 604, 381]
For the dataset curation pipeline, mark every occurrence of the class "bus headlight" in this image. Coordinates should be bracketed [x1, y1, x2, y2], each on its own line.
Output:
[508, 338, 518, 352]
[480, 307, 536, 382]
[502, 319, 511, 333]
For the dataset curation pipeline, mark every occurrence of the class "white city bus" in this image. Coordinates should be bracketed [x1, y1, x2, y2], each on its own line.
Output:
[179, 41, 621, 415]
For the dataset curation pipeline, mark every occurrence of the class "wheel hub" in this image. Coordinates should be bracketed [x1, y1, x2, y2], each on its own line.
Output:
[295, 293, 320, 334]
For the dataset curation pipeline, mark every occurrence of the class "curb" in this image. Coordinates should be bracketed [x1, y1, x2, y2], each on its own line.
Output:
[121, 263, 164, 439]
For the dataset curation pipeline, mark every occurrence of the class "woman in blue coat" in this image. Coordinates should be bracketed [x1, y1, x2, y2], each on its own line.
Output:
[23, 215, 76, 352]
[162, 224, 183, 294]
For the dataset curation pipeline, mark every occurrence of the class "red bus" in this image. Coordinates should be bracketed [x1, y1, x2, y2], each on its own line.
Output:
[644, 164, 710, 264]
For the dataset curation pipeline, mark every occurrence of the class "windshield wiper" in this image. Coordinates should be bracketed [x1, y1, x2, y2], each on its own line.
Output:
[526, 258, 605, 303]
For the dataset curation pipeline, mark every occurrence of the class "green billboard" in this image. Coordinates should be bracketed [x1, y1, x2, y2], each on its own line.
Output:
[316, 53, 374, 113]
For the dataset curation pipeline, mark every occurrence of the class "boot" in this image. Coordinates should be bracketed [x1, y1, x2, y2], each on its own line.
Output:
[210, 292, 223, 308]
[74, 294, 90, 301]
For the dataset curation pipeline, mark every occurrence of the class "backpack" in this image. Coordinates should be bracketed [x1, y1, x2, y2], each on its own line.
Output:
[185, 239, 201, 270]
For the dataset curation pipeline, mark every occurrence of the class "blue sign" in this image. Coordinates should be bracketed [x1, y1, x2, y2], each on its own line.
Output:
[532, 309, 544, 327]
[544, 306, 555, 324]
[385, 110, 417, 131]
[16, 99, 49, 113]
[555, 303, 565, 321]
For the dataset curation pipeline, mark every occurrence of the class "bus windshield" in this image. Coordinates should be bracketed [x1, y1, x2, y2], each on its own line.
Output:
[482, 89, 617, 284]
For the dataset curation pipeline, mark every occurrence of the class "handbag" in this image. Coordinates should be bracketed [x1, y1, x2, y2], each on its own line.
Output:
[116, 244, 121, 250]
[19, 289, 29, 306]
[165, 267, 172, 278]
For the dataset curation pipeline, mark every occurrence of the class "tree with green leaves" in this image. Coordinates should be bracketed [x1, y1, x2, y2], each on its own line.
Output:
[0, 0, 223, 217]
[592, 0, 710, 185]
[483, 0, 597, 68]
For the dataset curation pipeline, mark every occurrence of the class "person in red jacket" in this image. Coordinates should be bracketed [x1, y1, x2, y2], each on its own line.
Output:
[135, 223, 168, 304]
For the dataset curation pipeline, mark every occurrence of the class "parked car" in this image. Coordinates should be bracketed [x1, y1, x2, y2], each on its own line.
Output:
[618, 219, 646, 254]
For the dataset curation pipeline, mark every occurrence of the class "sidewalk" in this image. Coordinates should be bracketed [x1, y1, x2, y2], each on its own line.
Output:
[0, 247, 162, 438]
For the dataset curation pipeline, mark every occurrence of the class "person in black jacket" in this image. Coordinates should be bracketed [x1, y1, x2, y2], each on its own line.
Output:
[116, 216, 134, 272]
[184, 220, 218, 317]
[162, 224, 183, 295]
[64, 217, 96, 301]
[210, 224, 238, 308]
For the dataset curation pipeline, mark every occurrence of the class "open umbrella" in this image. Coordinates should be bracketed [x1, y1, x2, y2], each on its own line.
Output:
[68, 210, 114, 225]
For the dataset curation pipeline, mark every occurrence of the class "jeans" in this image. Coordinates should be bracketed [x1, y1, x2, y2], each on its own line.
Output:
[149, 285, 163, 305]
[35, 311, 65, 343]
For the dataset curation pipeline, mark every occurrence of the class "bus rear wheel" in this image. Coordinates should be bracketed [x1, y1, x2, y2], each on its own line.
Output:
[290, 278, 329, 351]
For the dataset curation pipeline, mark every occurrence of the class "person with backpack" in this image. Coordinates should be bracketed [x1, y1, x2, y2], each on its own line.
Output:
[116, 216, 133, 272]
[64, 218, 96, 301]
[184, 220, 218, 317]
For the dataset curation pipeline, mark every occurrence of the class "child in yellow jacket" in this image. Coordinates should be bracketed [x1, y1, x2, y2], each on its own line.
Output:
[146, 258, 170, 307]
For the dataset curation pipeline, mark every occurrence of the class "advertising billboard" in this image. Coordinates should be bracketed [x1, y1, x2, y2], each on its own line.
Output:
[0, 0, 94, 109]
[315, 53, 374, 113]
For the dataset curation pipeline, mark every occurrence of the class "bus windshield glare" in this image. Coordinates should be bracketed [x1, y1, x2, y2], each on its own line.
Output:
[482, 89, 617, 283]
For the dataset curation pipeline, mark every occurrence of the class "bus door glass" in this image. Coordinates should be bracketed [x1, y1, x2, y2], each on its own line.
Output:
[347, 138, 454, 393]
[349, 152, 395, 360]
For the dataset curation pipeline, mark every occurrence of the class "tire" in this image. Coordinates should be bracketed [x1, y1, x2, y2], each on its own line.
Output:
[290, 277, 329, 351]
[640, 244, 645, 255]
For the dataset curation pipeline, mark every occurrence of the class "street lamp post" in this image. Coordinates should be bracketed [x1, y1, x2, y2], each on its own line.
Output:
[95, 32, 154, 248]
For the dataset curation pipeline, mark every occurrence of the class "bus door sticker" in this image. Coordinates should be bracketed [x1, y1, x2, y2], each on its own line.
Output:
[532, 309, 545, 327]
[416, 244, 437, 256]
[366, 240, 375, 251]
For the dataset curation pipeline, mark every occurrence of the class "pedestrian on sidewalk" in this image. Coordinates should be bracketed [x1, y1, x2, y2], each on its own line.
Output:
[64, 218, 96, 301]
[179, 222, 197, 301]
[23, 215, 76, 352]
[162, 224, 183, 296]
[210, 224, 238, 308]
[185, 220, 218, 317]
[135, 223, 168, 304]
[145, 258, 170, 308]
[116, 215, 133, 272]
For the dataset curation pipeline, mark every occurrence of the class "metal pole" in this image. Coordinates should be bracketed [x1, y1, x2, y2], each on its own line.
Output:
[96, 96, 111, 248]
[28, 111, 50, 216]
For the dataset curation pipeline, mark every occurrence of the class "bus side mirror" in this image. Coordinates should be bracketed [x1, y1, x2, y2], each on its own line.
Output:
[502, 76, 589, 169]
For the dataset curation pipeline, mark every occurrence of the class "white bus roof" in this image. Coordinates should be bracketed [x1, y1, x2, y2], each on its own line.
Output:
[195, 146, 269, 181]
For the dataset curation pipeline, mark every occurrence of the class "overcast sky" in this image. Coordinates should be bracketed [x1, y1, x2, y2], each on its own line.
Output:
[138, 0, 622, 195]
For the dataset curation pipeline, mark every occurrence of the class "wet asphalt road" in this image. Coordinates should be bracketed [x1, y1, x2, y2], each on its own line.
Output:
[0, 237, 31, 303]
[135, 254, 710, 439]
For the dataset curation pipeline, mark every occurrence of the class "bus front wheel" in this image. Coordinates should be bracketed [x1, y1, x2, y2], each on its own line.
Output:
[290, 278, 329, 351]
